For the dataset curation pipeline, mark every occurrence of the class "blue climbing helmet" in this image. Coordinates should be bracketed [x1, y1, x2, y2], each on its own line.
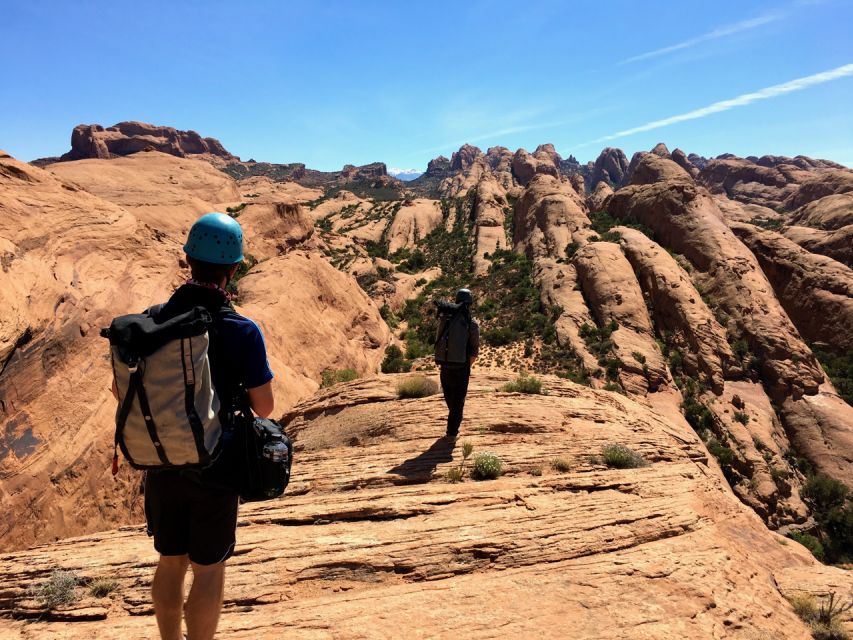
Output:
[183, 213, 244, 265]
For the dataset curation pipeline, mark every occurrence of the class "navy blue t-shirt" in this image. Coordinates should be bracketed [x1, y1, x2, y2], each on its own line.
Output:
[154, 284, 274, 397]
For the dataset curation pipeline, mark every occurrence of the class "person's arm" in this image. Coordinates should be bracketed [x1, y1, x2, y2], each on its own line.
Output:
[247, 381, 274, 418]
[240, 319, 276, 418]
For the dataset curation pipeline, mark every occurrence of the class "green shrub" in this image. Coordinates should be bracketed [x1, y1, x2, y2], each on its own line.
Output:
[551, 458, 571, 473]
[381, 345, 410, 373]
[500, 374, 542, 394]
[732, 338, 750, 360]
[471, 452, 503, 480]
[29, 570, 80, 609]
[706, 437, 735, 467]
[679, 377, 715, 434]
[320, 368, 359, 388]
[397, 375, 438, 399]
[804, 474, 849, 514]
[811, 344, 853, 407]
[602, 444, 649, 469]
[590, 230, 622, 243]
[529, 465, 543, 476]
[226, 202, 246, 217]
[379, 304, 399, 328]
[603, 381, 624, 394]
[788, 531, 826, 562]
[733, 411, 750, 425]
[317, 216, 333, 233]
[631, 351, 646, 364]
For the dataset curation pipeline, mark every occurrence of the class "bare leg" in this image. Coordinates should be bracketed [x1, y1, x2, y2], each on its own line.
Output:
[152, 554, 189, 640]
[185, 561, 226, 640]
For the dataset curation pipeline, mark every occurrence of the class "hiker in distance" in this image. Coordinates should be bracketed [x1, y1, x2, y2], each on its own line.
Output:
[434, 288, 480, 440]
[109, 213, 275, 640]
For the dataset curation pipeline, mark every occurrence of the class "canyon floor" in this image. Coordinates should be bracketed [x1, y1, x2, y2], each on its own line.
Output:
[0, 373, 850, 639]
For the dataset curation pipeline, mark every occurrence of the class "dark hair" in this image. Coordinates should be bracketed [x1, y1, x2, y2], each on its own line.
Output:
[187, 256, 237, 284]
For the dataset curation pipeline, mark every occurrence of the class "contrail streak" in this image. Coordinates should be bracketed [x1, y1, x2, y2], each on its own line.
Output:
[618, 13, 783, 65]
[582, 63, 853, 146]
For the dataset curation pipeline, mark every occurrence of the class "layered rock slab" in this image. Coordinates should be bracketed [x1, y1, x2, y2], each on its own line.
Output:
[615, 227, 733, 392]
[730, 222, 853, 351]
[608, 155, 824, 399]
[0, 373, 849, 639]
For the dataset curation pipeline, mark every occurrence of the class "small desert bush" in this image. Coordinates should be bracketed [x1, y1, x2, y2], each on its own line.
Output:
[733, 411, 750, 425]
[446, 467, 463, 483]
[471, 452, 503, 480]
[29, 570, 80, 609]
[397, 375, 438, 399]
[320, 368, 359, 388]
[602, 444, 649, 469]
[787, 592, 852, 640]
[529, 465, 543, 476]
[551, 458, 571, 473]
[501, 373, 542, 394]
[89, 578, 118, 598]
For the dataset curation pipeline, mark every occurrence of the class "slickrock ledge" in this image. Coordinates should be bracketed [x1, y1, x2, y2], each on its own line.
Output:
[1, 373, 849, 639]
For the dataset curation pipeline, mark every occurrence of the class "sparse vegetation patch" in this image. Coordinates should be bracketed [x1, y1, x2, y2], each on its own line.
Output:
[602, 444, 649, 469]
[29, 570, 80, 609]
[320, 368, 359, 388]
[500, 373, 543, 394]
[397, 375, 438, 399]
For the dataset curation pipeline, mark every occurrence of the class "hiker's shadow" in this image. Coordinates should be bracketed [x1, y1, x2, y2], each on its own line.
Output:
[388, 437, 455, 482]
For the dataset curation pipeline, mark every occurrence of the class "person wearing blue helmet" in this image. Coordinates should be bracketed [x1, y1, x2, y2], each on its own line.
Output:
[143, 213, 274, 640]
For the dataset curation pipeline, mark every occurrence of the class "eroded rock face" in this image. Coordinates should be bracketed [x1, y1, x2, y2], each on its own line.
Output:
[609, 155, 824, 400]
[698, 157, 796, 209]
[607, 155, 853, 494]
[236, 252, 391, 407]
[0, 374, 849, 639]
[450, 144, 484, 172]
[783, 224, 853, 267]
[671, 148, 699, 177]
[472, 176, 509, 274]
[574, 242, 669, 395]
[387, 199, 443, 254]
[730, 222, 853, 350]
[790, 193, 853, 230]
[46, 150, 241, 235]
[57, 121, 238, 164]
[511, 148, 560, 185]
[587, 181, 614, 212]
[0, 151, 390, 551]
[0, 154, 182, 551]
[616, 228, 733, 392]
[513, 174, 589, 259]
[784, 169, 853, 210]
[589, 147, 629, 189]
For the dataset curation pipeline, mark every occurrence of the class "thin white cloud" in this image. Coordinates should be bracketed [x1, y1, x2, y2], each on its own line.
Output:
[618, 12, 783, 65]
[388, 167, 420, 175]
[578, 63, 853, 147]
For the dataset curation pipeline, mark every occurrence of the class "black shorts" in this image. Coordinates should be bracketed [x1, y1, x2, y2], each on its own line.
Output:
[144, 470, 239, 565]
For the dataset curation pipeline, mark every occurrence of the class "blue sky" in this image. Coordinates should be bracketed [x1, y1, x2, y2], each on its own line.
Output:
[1, 0, 851, 170]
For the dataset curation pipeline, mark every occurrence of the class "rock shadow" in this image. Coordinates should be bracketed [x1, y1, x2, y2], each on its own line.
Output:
[388, 437, 455, 483]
